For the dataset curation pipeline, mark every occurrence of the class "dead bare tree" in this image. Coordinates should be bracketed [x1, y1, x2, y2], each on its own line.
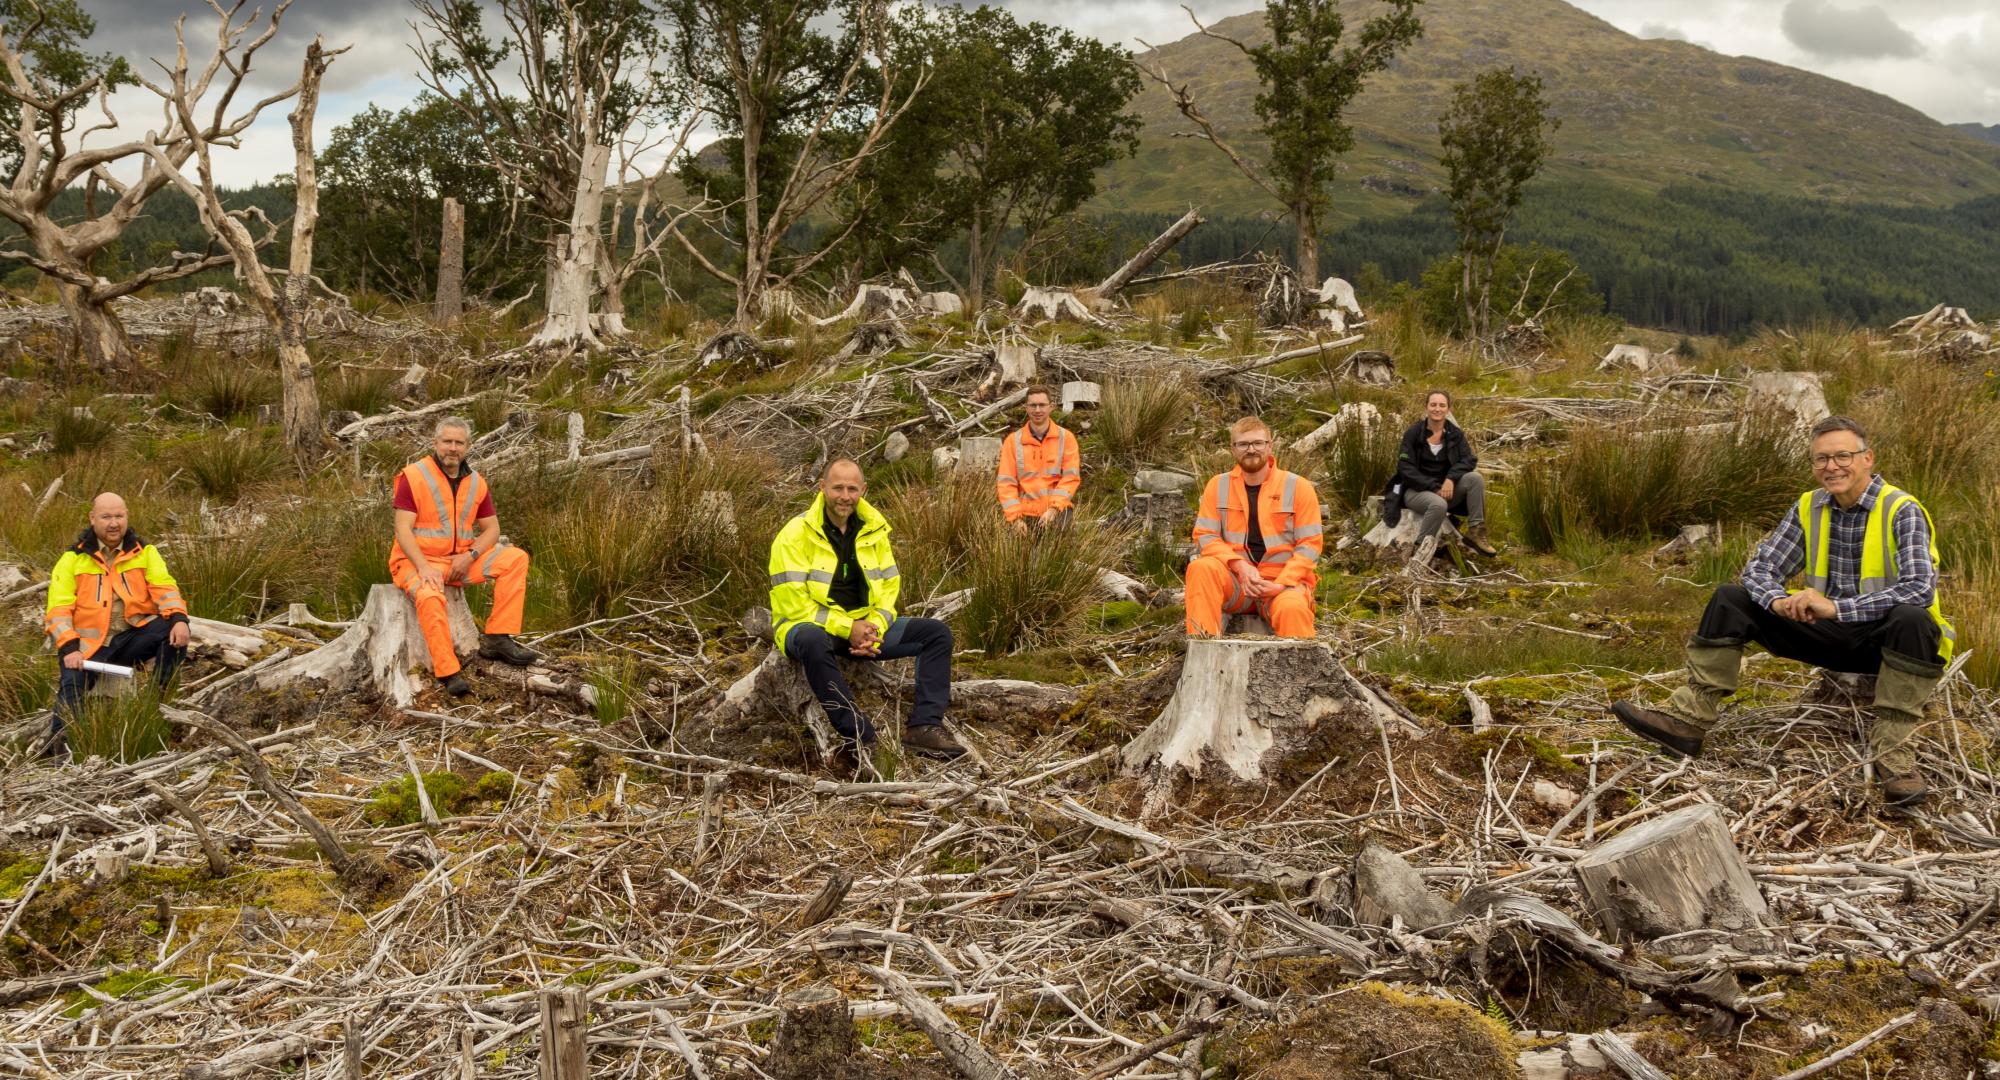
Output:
[596, 113, 708, 338]
[136, 12, 341, 463]
[665, 0, 927, 325]
[0, 0, 293, 368]
[412, 0, 671, 351]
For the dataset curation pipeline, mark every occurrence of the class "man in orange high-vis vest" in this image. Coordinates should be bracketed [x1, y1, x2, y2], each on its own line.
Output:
[44, 492, 190, 756]
[996, 384, 1080, 529]
[1185, 417, 1323, 638]
[390, 417, 538, 696]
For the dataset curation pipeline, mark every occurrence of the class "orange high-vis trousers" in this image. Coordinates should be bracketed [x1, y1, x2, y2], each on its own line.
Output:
[391, 544, 531, 678]
[1183, 554, 1315, 638]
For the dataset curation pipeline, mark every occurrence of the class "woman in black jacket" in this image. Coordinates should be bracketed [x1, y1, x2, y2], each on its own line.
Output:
[1394, 390, 1498, 556]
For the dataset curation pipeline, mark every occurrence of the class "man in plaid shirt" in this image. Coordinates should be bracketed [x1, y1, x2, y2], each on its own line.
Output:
[1612, 416, 1955, 807]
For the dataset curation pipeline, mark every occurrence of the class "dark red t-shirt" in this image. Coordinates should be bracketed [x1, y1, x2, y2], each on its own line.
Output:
[393, 472, 494, 520]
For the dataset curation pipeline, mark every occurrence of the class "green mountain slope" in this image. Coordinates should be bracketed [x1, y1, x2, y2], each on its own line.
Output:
[1104, 0, 2000, 221]
[1955, 123, 2000, 147]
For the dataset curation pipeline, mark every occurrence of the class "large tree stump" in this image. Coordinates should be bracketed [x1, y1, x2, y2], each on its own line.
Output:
[1747, 371, 1830, 432]
[1122, 640, 1412, 809]
[1014, 286, 1102, 323]
[958, 436, 1003, 472]
[767, 985, 854, 1080]
[254, 584, 477, 707]
[1574, 803, 1769, 944]
[703, 646, 897, 758]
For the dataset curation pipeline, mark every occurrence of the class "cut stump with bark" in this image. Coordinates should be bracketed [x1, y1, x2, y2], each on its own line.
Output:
[255, 584, 477, 707]
[1122, 640, 1411, 811]
[1574, 803, 1770, 945]
[1014, 286, 1103, 324]
[768, 985, 855, 1080]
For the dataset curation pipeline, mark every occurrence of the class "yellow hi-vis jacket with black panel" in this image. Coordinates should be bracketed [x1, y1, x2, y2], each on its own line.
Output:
[1796, 485, 1955, 661]
[769, 493, 901, 656]
[45, 530, 189, 660]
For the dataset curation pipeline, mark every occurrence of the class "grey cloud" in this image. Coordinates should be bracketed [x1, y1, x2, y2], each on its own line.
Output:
[1638, 23, 1687, 41]
[1779, 0, 1924, 59]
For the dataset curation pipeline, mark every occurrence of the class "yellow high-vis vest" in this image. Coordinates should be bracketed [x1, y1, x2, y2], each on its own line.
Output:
[1796, 485, 1954, 661]
[768, 493, 901, 655]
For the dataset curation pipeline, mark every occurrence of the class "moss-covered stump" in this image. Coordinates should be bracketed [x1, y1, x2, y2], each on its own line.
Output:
[1220, 982, 1520, 1079]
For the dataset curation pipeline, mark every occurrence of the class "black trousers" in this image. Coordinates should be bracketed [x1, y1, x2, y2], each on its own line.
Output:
[52, 618, 188, 733]
[784, 616, 953, 743]
[1696, 583, 1943, 676]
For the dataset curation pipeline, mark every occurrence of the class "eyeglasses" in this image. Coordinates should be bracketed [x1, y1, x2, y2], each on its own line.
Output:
[1810, 449, 1866, 468]
[1232, 439, 1270, 450]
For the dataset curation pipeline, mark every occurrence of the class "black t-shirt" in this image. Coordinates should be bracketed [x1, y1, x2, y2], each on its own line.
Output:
[824, 511, 868, 613]
[1244, 484, 1266, 564]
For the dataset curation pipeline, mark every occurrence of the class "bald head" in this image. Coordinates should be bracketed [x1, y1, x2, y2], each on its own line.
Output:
[820, 459, 866, 526]
[90, 492, 130, 548]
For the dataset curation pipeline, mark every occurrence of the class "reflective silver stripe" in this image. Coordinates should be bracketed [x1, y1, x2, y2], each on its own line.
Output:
[807, 570, 835, 584]
[1194, 517, 1223, 532]
[411, 463, 454, 540]
[49, 617, 74, 631]
[480, 542, 505, 578]
[771, 570, 811, 585]
[1223, 530, 1248, 544]
[79, 627, 103, 640]
[1280, 473, 1298, 513]
[1876, 488, 1903, 586]
[1288, 547, 1320, 563]
[812, 606, 831, 625]
[1803, 493, 1830, 593]
[1001, 498, 1022, 508]
[1015, 431, 1028, 478]
[865, 565, 899, 580]
[458, 470, 484, 537]
[1215, 476, 1229, 517]
[1291, 523, 1324, 540]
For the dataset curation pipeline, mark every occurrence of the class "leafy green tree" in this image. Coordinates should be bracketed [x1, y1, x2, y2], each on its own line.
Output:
[847, 5, 1141, 308]
[1416, 243, 1597, 333]
[317, 96, 536, 302]
[1141, 0, 1422, 288]
[665, 0, 922, 323]
[1438, 66, 1559, 339]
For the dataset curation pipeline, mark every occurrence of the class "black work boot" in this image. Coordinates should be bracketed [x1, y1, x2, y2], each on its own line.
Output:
[479, 634, 540, 666]
[1610, 700, 1705, 758]
[902, 724, 966, 760]
[441, 673, 472, 697]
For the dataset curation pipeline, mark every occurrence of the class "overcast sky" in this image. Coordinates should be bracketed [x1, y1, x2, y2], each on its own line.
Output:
[61, 0, 2000, 186]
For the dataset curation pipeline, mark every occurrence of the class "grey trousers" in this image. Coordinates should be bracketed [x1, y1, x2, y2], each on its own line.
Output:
[1404, 470, 1486, 540]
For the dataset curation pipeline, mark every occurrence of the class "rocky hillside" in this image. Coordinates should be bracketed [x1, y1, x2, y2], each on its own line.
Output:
[1105, 0, 2000, 219]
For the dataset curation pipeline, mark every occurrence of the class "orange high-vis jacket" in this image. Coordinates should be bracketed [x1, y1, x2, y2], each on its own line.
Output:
[996, 421, 1080, 522]
[1192, 461, 1324, 588]
[395, 456, 491, 559]
[45, 530, 188, 660]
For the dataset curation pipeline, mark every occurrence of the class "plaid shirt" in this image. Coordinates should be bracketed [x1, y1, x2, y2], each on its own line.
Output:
[1740, 474, 1937, 622]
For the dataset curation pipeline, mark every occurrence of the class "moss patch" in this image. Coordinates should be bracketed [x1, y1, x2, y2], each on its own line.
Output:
[1219, 982, 1520, 1079]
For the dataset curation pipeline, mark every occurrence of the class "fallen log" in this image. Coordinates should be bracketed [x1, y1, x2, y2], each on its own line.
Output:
[855, 963, 1022, 1080]
[1084, 207, 1203, 308]
[332, 394, 480, 441]
[1205, 333, 1364, 380]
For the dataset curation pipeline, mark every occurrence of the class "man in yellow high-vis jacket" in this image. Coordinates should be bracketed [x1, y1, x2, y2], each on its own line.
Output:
[769, 459, 964, 773]
[44, 492, 190, 754]
[1611, 416, 1954, 807]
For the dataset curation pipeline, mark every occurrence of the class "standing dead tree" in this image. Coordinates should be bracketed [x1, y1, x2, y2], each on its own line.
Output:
[595, 113, 707, 339]
[137, 14, 339, 463]
[413, 0, 670, 350]
[0, 0, 291, 368]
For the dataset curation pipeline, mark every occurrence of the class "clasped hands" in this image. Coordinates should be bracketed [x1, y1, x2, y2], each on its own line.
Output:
[418, 552, 479, 592]
[1233, 559, 1293, 600]
[847, 619, 883, 657]
[1772, 588, 1837, 623]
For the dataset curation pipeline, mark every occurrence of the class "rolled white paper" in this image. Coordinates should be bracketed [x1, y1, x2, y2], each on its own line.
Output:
[81, 660, 136, 678]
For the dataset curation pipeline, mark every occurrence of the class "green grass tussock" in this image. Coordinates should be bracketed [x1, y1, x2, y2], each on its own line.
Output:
[1094, 377, 1193, 465]
[955, 521, 1120, 655]
[174, 431, 288, 502]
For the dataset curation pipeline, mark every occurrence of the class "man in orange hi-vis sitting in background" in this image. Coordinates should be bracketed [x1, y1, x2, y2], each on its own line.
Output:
[995, 384, 1080, 529]
[391, 417, 539, 696]
[1185, 416, 1323, 638]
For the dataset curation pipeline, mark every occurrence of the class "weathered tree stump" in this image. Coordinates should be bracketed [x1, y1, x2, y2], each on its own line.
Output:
[255, 584, 478, 707]
[1358, 497, 1461, 550]
[1574, 803, 1769, 944]
[1346, 349, 1396, 385]
[1122, 640, 1415, 814]
[1747, 370, 1830, 432]
[1598, 344, 1662, 372]
[957, 436, 1003, 472]
[1353, 842, 1453, 929]
[1059, 380, 1101, 413]
[768, 985, 854, 1080]
[1014, 286, 1101, 323]
[702, 646, 897, 758]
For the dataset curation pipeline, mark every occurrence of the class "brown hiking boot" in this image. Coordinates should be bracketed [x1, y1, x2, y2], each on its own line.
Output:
[1610, 700, 1705, 758]
[1464, 524, 1499, 557]
[901, 724, 966, 760]
[1878, 767, 1927, 808]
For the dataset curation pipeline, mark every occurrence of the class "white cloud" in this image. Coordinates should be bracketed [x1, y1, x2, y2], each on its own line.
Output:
[1779, 0, 1923, 59]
